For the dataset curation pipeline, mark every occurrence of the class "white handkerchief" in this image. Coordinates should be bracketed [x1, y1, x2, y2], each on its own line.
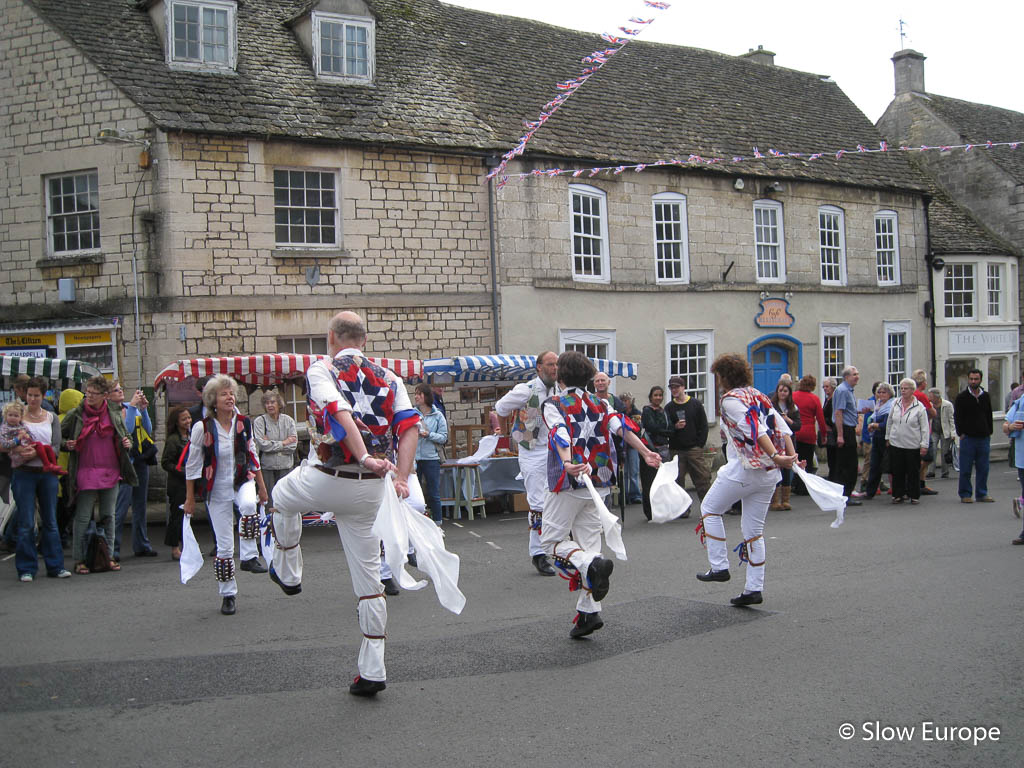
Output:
[649, 456, 692, 523]
[792, 465, 847, 527]
[581, 474, 627, 561]
[180, 514, 203, 584]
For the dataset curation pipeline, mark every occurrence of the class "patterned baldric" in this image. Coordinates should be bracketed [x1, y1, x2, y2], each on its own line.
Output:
[720, 386, 784, 471]
[307, 353, 418, 467]
[543, 388, 636, 492]
[511, 376, 555, 452]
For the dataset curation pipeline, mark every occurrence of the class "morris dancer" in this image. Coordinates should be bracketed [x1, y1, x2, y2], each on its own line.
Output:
[493, 351, 559, 575]
[695, 354, 798, 606]
[541, 351, 661, 638]
[268, 311, 419, 698]
[183, 375, 269, 615]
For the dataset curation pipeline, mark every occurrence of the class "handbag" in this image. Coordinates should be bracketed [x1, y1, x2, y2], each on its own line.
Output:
[86, 530, 112, 573]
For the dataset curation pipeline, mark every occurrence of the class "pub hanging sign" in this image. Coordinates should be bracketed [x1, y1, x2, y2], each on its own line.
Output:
[754, 297, 795, 328]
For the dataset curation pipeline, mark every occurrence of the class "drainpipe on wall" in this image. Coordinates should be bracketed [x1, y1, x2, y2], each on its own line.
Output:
[922, 194, 937, 385]
[485, 156, 501, 353]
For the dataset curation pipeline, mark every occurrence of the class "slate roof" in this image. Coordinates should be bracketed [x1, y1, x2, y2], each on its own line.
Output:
[921, 94, 1024, 184]
[924, 172, 1019, 256]
[24, 0, 926, 192]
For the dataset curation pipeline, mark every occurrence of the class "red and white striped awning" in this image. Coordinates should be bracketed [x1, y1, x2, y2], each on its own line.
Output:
[153, 354, 422, 390]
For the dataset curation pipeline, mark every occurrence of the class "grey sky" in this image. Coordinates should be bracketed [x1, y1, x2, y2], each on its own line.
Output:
[444, 0, 1023, 133]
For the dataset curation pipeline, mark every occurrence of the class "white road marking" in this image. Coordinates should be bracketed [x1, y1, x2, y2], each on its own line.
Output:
[486, 541, 502, 550]
[1, 554, 13, 562]
[469, 531, 481, 538]
[451, 521, 464, 528]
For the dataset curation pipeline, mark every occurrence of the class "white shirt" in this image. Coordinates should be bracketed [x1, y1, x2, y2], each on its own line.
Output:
[718, 397, 791, 485]
[185, 415, 258, 502]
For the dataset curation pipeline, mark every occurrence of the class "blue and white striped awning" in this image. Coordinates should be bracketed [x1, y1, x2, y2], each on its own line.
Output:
[0, 355, 102, 385]
[422, 355, 638, 383]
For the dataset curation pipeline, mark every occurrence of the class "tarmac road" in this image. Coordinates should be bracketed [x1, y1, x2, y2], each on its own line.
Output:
[1, 466, 1021, 768]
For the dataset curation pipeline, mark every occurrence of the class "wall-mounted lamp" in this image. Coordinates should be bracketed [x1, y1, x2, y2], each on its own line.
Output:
[96, 128, 152, 168]
[930, 257, 946, 271]
[762, 181, 784, 194]
[733, 178, 745, 191]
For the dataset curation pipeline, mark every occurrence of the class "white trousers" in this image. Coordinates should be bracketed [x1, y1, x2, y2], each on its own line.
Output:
[539, 491, 606, 613]
[520, 449, 547, 557]
[699, 474, 773, 593]
[271, 464, 388, 682]
[208, 479, 258, 597]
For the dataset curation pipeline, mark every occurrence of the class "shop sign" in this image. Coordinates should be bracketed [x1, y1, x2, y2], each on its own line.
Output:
[2, 334, 57, 348]
[754, 298, 795, 328]
[948, 329, 1018, 356]
[66, 330, 112, 345]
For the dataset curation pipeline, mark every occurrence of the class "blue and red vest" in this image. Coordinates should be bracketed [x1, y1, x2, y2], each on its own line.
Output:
[198, 414, 257, 493]
[543, 388, 636, 492]
[307, 353, 418, 467]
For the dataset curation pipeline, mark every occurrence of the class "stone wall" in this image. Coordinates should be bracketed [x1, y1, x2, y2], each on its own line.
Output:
[496, 161, 925, 291]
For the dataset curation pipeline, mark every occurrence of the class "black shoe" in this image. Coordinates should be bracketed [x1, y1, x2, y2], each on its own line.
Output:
[846, 500, 863, 506]
[679, 510, 691, 519]
[240, 557, 268, 574]
[586, 557, 614, 602]
[382, 577, 400, 596]
[133, 549, 159, 558]
[349, 675, 386, 697]
[925, 471, 936, 479]
[920, 487, 938, 496]
[532, 554, 556, 576]
[730, 591, 763, 606]
[569, 611, 604, 639]
[269, 564, 302, 596]
[407, 551, 417, 568]
[696, 568, 731, 582]
[220, 595, 236, 615]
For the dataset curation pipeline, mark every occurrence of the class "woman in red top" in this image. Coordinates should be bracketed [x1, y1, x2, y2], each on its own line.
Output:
[791, 375, 827, 495]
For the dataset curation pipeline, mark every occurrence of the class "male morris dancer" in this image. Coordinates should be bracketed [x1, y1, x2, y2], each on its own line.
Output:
[493, 351, 559, 575]
[541, 351, 661, 638]
[268, 311, 419, 697]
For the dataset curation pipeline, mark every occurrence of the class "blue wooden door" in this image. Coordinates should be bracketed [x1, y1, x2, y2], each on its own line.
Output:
[752, 345, 789, 394]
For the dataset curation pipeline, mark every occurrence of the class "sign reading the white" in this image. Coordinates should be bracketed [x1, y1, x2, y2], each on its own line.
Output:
[948, 329, 1018, 355]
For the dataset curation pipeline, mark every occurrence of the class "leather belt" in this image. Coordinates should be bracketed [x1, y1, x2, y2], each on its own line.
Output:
[314, 464, 377, 481]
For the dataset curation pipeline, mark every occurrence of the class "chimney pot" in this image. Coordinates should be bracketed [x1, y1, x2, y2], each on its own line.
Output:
[740, 45, 775, 66]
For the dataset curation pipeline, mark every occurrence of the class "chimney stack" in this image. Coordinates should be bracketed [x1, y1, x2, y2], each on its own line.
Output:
[740, 45, 775, 67]
[892, 49, 925, 95]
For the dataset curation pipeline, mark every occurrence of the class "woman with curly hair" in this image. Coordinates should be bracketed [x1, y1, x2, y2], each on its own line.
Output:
[183, 375, 269, 615]
[695, 354, 799, 606]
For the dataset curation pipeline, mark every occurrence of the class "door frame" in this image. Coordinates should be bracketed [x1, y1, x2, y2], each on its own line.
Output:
[747, 333, 803, 382]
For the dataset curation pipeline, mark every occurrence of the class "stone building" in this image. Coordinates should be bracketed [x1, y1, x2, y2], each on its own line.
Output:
[2, 0, 1012, 451]
[877, 49, 1023, 404]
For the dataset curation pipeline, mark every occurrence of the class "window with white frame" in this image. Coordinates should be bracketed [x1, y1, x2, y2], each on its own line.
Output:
[665, 330, 714, 420]
[818, 205, 846, 285]
[652, 192, 688, 283]
[987, 263, 1003, 319]
[883, 321, 911, 386]
[753, 200, 785, 282]
[559, 329, 614, 363]
[943, 264, 975, 319]
[569, 185, 609, 282]
[276, 336, 328, 422]
[874, 211, 900, 285]
[46, 171, 100, 256]
[168, 0, 236, 69]
[820, 323, 850, 381]
[313, 12, 374, 82]
[274, 169, 339, 247]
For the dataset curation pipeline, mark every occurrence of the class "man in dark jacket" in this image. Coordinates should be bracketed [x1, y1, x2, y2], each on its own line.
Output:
[954, 369, 994, 503]
[664, 375, 710, 513]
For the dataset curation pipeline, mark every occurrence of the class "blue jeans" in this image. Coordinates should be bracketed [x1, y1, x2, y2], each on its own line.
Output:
[114, 461, 151, 558]
[12, 470, 63, 577]
[958, 436, 990, 500]
[625, 447, 642, 502]
[417, 459, 443, 523]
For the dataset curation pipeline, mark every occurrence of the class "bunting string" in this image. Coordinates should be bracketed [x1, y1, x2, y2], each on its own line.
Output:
[493, 140, 1023, 185]
[486, 0, 672, 186]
